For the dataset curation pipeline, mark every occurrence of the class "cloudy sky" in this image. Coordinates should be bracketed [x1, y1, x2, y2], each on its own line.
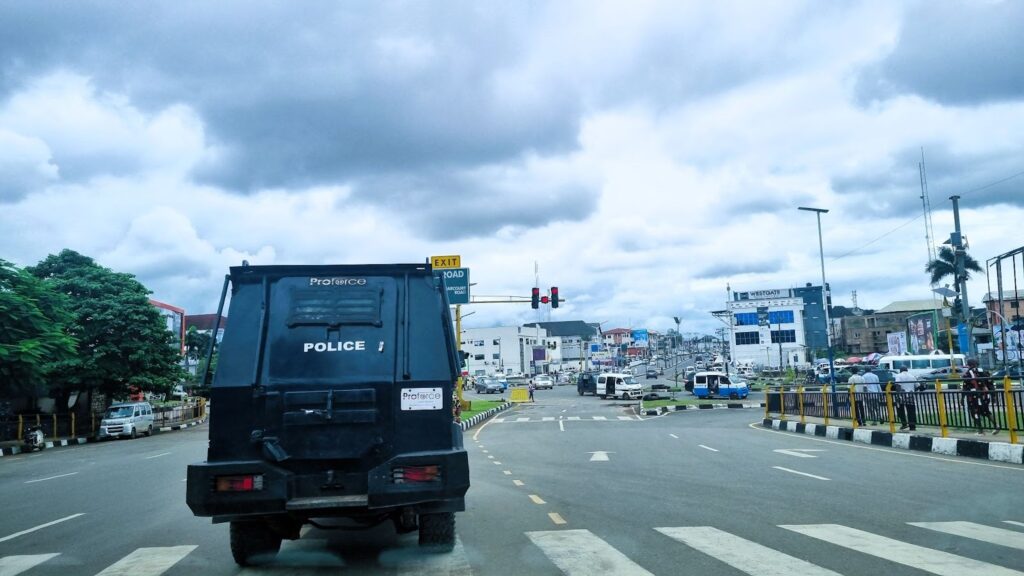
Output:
[2, 0, 1023, 334]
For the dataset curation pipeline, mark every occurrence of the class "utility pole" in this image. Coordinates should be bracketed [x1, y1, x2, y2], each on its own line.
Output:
[950, 195, 975, 357]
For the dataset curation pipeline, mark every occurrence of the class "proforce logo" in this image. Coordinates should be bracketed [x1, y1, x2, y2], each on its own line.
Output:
[309, 277, 367, 286]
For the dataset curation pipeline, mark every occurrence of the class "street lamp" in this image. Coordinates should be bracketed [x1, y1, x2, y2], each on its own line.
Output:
[798, 206, 836, 393]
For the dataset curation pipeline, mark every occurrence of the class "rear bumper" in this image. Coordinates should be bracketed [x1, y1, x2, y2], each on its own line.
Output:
[186, 449, 469, 520]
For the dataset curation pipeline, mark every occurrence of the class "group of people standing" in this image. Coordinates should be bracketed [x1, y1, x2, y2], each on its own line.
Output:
[846, 359, 1000, 436]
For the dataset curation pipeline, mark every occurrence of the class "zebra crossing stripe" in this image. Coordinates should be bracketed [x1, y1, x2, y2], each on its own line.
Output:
[0, 554, 59, 576]
[592, 416, 607, 421]
[526, 529, 654, 575]
[656, 526, 842, 576]
[780, 524, 1024, 576]
[909, 521, 1024, 551]
[94, 545, 197, 576]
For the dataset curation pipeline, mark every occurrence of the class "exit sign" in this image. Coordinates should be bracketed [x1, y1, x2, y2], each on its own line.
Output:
[430, 255, 461, 269]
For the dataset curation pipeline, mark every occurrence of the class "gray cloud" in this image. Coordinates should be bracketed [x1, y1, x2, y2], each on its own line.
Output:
[695, 259, 785, 280]
[856, 1, 1024, 106]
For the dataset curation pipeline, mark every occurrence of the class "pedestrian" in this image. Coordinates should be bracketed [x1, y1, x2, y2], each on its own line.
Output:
[847, 367, 866, 426]
[893, 366, 918, 431]
[528, 379, 535, 402]
[963, 359, 998, 435]
[862, 368, 882, 424]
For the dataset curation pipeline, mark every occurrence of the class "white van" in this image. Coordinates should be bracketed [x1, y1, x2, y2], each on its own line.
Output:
[876, 351, 966, 378]
[99, 402, 155, 440]
[596, 372, 643, 400]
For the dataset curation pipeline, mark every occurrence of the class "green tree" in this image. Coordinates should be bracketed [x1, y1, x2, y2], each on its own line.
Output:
[28, 249, 185, 408]
[925, 245, 982, 286]
[0, 259, 77, 399]
[184, 326, 217, 395]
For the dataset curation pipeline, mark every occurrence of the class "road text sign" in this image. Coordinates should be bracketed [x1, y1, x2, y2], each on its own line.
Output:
[431, 255, 461, 269]
[436, 267, 470, 305]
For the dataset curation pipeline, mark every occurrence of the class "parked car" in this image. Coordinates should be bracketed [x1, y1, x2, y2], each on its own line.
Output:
[98, 401, 155, 440]
[990, 366, 1024, 382]
[475, 377, 504, 394]
[534, 375, 554, 389]
[645, 368, 658, 379]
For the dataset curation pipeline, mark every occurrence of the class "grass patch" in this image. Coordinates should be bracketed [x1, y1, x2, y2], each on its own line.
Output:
[461, 399, 506, 420]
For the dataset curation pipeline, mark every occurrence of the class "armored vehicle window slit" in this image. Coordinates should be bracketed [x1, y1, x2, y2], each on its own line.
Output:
[287, 288, 383, 328]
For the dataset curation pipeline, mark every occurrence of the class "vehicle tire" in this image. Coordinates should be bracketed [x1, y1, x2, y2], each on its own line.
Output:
[729, 393, 738, 400]
[578, 389, 584, 396]
[130, 427, 137, 440]
[418, 512, 455, 552]
[600, 395, 606, 399]
[230, 520, 282, 566]
[145, 425, 153, 437]
[621, 393, 629, 400]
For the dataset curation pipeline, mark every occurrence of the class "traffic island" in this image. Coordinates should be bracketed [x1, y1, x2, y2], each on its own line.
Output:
[459, 402, 513, 431]
[640, 402, 767, 416]
[761, 418, 1024, 465]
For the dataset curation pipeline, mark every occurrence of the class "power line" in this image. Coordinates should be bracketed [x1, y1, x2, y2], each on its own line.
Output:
[830, 167, 1024, 262]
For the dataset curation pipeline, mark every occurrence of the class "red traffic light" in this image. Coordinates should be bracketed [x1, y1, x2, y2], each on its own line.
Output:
[540, 296, 550, 304]
[550, 286, 559, 308]
[531, 287, 540, 309]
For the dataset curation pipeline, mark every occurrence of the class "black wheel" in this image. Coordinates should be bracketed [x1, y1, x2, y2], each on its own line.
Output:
[419, 512, 456, 552]
[621, 393, 629, 400]
[729, 393, 738, 400]
[145, 425, 153, 437]
[599, 395, 606, 399]
[578, 389, 584, 396]
[230, 520, 282, 566]
[130, 427, 137, 440]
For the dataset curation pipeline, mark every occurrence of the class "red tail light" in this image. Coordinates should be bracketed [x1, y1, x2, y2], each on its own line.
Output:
[214, 474, 264, 492]
[392, 465, 441, 483]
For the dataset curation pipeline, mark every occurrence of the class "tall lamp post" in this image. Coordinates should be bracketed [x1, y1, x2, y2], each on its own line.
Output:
[798, 206, 836, 393]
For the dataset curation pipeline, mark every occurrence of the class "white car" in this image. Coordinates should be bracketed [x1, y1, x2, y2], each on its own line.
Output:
[533, 375, 554, 389]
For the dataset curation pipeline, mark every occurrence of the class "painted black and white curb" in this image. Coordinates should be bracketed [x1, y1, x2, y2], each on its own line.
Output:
[762, 418, 1024, 465]
[0, 417, 208, 457]
[641, 402, 767, 417]
[459, 402, 514, 431]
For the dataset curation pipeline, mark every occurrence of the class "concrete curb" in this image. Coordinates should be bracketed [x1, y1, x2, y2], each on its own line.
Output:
[0, 416, 208, 457]
[459, 402, 514, 431]
[761, 418, 1024, 465]
[642, 402, 767, 416]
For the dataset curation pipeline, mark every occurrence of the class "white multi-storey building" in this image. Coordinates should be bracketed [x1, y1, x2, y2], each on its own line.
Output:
[727, 288, 810, 369]
[461, 326, 548, 377]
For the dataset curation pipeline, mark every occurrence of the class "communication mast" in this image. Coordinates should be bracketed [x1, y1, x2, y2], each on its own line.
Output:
[919, 148, 938, 269]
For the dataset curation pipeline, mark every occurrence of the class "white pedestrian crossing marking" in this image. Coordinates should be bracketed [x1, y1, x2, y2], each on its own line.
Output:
[515, 417, 530, 422]
[617, 416, 633, 421]
[542, 417, 555, 422]
[592, 416, 607, 421]
[656, 526, 842, 576]
[781, 524, 1024, 576]
[567, 416, 581, 421]
[526, 529, 654, 575]
[910, 521, 1024, 551]
[94, 546, 197, 576]
[0, 554, 59, 576]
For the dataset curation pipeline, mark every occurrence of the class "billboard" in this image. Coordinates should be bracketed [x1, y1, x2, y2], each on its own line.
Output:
[631, 329, 649, 348]
[886, 331, 907, 355]
[906, 311, 938, 354]
[993, 324, 1024, 362]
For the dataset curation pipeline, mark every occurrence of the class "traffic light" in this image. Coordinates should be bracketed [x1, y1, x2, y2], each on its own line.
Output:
[531, 287, 540, 309]
[459, 350, 469, 368]
[551, 286, 559, 308]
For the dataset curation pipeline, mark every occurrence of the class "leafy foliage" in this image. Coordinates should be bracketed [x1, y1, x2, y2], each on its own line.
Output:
[925, 245, 982, 286]
[0, 260, 77, 397]
[28, 249, 185, 404]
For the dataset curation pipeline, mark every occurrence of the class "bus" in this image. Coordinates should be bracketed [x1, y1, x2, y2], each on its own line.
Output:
[875, 351, 966, 378]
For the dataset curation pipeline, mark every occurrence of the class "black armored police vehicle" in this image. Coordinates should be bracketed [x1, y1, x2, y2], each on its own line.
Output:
[186, 263, 469, 565]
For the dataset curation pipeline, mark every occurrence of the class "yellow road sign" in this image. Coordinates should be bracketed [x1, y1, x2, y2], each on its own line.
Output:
[431, 255, 461, 269]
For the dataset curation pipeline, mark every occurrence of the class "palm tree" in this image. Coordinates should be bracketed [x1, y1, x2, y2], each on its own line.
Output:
[925, 245, 982, 286]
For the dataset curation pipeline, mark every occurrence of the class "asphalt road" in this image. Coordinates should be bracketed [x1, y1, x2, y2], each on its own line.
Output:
[1, 383, 1022, 575]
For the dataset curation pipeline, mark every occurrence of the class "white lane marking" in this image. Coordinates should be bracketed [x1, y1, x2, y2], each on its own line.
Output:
[513, 480, 524, 486]
[772, 466, 830, 481]
[0, 553, 60, 576]
[592, 416, 607, 421]
[773, 449, 824, 458]
[526, 529, 654, 576]
[561, 409, 567, 413]
[472, 416, 498, 441]
[493, 461, 502, 465]
[1005, 521, 1024, 528]
[492, 418, 505, 423]
[516, 417, 530, 422]
[910, 521, 1024, 550]
[481, 450, 488, 454]
[748, 422, 1024, 472]
[0, 514, 85, 543]
[698, 445, 719, 452]
[656, 526, 842, 576]
[529, 494, 546, 504]
[487, 455, 494, 460]
[144, 452, 172, 460]
[94, 545, 197, 576]
[559, 419, 565, 432]
[782, 524, 1024, 576]
[669, 433, 679, 439]
[548, 512, 567, 525]
[567, 416, 581, 421]
[392, 536, 472, 575]
[588, 451, 612, 461]
[542, 417, 555, 422]
[503, 470, 511, 475]
[617, 416, 633, 421]
[24, 472, 78, 484]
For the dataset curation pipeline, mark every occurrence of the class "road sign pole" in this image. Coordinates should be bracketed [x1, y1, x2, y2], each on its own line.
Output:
[456, 304, 464, 406]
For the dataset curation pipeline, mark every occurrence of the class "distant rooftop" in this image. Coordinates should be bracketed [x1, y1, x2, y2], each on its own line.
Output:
[876, 300, 947, 314]
[186, 314, 227, 331]
[982, 290, 1024, 302]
